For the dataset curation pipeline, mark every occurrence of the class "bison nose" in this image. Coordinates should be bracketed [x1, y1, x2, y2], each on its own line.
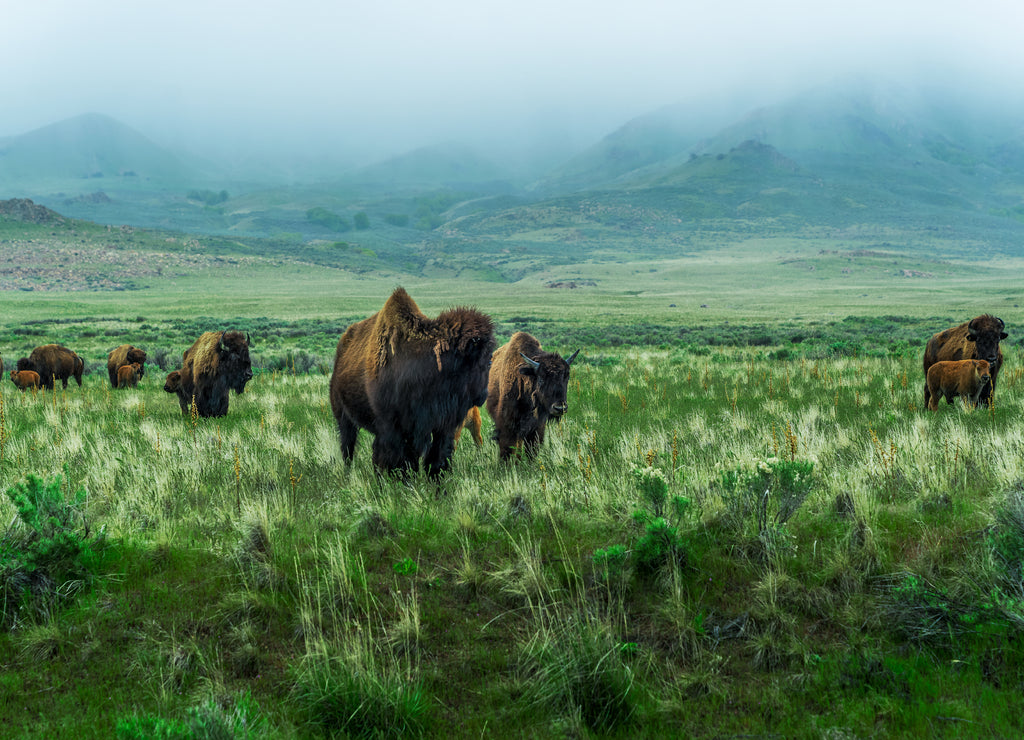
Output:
[553, 403, 567, 413]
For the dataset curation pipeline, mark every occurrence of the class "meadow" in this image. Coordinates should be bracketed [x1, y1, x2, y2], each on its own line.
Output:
[3, 328, 1024, 737]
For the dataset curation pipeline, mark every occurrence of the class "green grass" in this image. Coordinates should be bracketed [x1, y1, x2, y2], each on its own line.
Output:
[3, 337, 1024, 736]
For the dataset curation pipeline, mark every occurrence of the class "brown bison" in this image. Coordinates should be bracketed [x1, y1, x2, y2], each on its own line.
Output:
[19, 344, 84, 389]
[176, 331, 252, 417]
[107, 344, 147, 388]
[10, 369, 41, 391]
[926, 359, 991, 411]
[116, 362, 143, 389]
[486, 332, 579, 462]
[455, 406, 484, 447]
[923, 314, 1006, 408]
[329, 287, 495, 478]
[163, 369, 191, 415]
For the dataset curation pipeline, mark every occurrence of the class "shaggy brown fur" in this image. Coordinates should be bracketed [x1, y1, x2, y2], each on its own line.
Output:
[178, 331, 252, 417]
[23, 344, 84, 389]
[486, 332, 579, 462]
[923, 314, 1006, 407]
[107, 345, 147, 388]
[163, 369, 191, 415]
[10, 369, 41, 391]
[116, 362, 143, 389]
[329, 287, 495, 478]
[926, 359, 991, 411]
[454, 406, 484, 447]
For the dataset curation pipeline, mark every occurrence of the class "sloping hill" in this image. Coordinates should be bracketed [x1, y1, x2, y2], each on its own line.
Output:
[0, 113, 197, 189]
[343, 141, 515, 191]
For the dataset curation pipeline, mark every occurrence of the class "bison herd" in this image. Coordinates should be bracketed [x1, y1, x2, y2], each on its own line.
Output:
[0, 298, 1010, 477]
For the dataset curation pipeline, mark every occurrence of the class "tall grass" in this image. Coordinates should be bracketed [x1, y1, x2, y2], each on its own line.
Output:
[2, 345, 1024, 736]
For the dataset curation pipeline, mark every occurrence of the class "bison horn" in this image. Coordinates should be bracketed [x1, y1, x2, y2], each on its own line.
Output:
[519, 352, 540, 370]
[566, 349, 580, 365]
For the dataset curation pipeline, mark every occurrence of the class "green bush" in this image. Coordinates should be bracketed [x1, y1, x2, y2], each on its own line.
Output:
[1, 472, 105, 628]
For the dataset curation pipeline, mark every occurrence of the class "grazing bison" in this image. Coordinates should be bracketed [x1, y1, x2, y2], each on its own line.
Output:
[485, 332, 579, 462]
[107, 345, 147, 388]
[177, 331, 252, 417]
[116, 362, 143, 389]
[923, 315, 1006, 408]
[926, 359, 991, 411]
[329, 287, 495, 478]
[163, 369, 191, 415]
[20, 344, 84, 389]
[10, 370, 41, 391]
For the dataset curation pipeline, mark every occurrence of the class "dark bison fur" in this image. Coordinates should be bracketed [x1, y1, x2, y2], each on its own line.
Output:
[329, 287, 495, 479]
[163, 369, 191, 415]
[24, 344, 84, 389]
[178, 331, 252, 417]
[10, 369, 41, 390]
[926, 359, 991, 411]
[923, 314, 1006, 407]
[486, 332, 579, 462]
[107, 345, 147, 388]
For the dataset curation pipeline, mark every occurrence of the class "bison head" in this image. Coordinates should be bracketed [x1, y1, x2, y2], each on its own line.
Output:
[520, 348, 579, 419]
[163, 370, 182, 393]
[967, 315, 1007, 368]
[219, 331, 253, 394]
[975, 359, 992, 388]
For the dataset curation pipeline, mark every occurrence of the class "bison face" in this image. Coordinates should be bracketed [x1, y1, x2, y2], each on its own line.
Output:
[975, 360, 992, 388]
[164, 370, 182, 393]
[521, 349, 578, 419]
[967, 316, 1007, 368]
[219, 332, 254, 394]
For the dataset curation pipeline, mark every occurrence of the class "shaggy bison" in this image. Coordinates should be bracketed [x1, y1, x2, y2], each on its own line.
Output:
[177, 331, 253, 417]
[10, 370, 41, 391]
[19, 344, 84, 389]
[107, 345, 147, 388]
[486, 332, 579, 462]
[926, 359, 991, 411]
[923, 315, 1006, 408]
[116, 362, 143, 389]
[329, 287, 495, 478]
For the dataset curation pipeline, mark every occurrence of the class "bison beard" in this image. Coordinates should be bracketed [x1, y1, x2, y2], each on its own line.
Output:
[486, 331, 579, 462]
[178, 331, 253, 417]
[923, 314, 1006, 408]
[22, 344, 84, 389]
[329, 287, 495, 479]
[107, 344, 147, 388]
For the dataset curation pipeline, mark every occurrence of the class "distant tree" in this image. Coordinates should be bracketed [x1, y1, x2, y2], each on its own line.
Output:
[187, 189, 230, 206]
[384, 213, 409, 227]
[306, 207, 351, 232]
[353, 211, 370, 231]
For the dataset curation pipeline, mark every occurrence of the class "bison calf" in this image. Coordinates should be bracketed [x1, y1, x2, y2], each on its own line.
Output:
[455, 406, 484, 447]
[923, 314, 1006, 407]
[163, 369, 191, 415]
[486, 332, 579, 462]
[926, 359, 991, 411]
[10, 370, 41, 391]
[116, 362, 143, 389]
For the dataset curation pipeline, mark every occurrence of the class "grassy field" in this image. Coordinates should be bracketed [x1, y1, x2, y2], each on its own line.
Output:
[3, 320, 1024, 737]
[3, 211, 1024, 737]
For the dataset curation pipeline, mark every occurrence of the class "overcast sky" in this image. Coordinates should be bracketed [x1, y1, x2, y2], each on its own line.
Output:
[2, 0, 1022, 166]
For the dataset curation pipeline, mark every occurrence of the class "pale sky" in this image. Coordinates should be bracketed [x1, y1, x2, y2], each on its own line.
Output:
[2, 0, 1022, 165]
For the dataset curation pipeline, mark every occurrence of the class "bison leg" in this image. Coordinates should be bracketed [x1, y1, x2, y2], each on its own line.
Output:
[336, 413, 359, 464]
[424, 431, 455, 479]
[371, 431, 416, 477]
[523, 426, 546, 460]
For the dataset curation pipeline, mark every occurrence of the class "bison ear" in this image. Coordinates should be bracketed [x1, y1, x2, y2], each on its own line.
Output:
[967, 333, 978, 343]
[1001, 332, 1009, 340]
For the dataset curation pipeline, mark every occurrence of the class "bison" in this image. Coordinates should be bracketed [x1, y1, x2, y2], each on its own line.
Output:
[176, 331, 252, 417]
[116, 362, 143, 389]
[163, 369, 191, 415]
[10, 369, 41, 391]
[923, 315, 1006, 408]
[20, 344, 84, 389]
[329, 287, 495, 478]
[455, 406, 484, 447]
[926, 359, 991, 411]
[107, 344, 147, 388]
[485, 332, 579, 462]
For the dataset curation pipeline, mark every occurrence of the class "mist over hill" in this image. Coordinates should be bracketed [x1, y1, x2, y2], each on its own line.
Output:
[2, 78, 1024, 268]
